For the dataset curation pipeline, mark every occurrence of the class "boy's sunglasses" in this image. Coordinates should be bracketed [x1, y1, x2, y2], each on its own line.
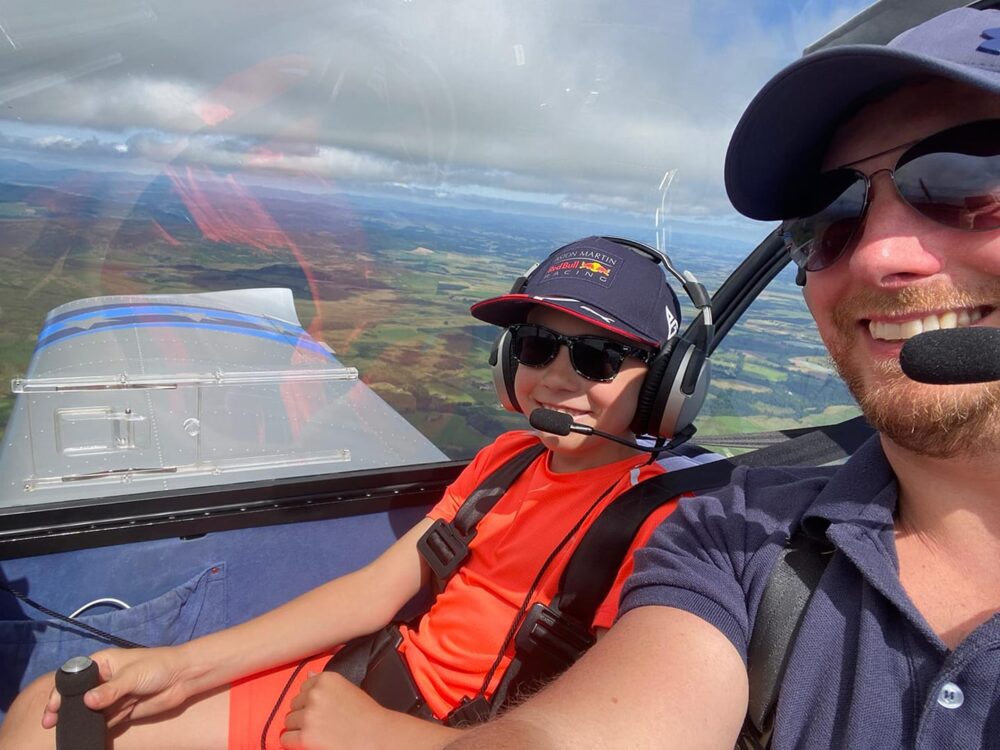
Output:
[781, 119, 1000, 273]
[509, 323, 655, 382]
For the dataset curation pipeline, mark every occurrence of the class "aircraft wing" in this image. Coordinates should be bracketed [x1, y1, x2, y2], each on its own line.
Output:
[0, 287, 447, 507]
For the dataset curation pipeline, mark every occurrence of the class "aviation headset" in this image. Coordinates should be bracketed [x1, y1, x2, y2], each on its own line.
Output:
[488, 237, 714, 439]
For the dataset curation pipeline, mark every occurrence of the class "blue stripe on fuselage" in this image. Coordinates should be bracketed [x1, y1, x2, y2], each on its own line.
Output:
[36, 319, 333, 359]
[40, 304, 306, 341]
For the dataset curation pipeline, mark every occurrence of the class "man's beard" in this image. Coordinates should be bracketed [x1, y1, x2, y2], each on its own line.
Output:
[827, 284, 1000, 459]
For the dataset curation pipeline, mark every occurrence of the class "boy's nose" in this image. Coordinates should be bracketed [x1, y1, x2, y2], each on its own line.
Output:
[541, 344, 579, 388]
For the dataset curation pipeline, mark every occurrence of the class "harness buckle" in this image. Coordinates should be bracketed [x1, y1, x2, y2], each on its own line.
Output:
[514, 602, 595, 670]
[416, 518, 471, 582]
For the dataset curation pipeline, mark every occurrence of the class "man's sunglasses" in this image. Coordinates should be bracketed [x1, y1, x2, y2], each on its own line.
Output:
[781, 118, 1000, 272]
[509, 323, 655, 382]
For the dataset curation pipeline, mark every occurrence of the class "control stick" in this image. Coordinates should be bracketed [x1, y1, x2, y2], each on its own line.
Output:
[55, 656, 106, 750]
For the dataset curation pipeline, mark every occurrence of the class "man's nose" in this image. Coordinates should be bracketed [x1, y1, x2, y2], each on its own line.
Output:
[847, 174, 945, 285]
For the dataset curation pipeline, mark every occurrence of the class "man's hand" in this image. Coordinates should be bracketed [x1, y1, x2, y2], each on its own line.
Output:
[281, 672, 460, 750]
[42, 646, 193, 730]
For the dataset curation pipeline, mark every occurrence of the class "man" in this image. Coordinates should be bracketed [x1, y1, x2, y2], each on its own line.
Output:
[435, 7, 1000, 749]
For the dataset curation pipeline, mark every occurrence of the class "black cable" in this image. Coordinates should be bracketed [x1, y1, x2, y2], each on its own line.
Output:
[645, 436, 669, 464]
[1, 582, 145, 650]
[260, 658, 310, 750]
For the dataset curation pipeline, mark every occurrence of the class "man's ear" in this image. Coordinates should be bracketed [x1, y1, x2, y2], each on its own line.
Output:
[795, 267, 807, 287]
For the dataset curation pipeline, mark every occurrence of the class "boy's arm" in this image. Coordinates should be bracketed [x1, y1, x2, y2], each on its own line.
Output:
[180, 516, 435, 684]
[440, 606, 748, 750]
[70, 517, 435, 724]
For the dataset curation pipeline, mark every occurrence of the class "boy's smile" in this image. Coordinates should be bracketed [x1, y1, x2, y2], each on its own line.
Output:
[514, 307, 649, 473]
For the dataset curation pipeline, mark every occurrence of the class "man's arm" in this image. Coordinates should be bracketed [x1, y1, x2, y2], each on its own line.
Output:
[443, 605, 748, 750]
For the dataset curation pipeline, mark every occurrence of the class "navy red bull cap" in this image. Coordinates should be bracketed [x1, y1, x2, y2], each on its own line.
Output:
[471, 236, 681, 348]
[726, 7, 1000, 221]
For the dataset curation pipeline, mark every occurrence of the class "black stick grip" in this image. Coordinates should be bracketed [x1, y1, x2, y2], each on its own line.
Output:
[55, 657, 106, 750]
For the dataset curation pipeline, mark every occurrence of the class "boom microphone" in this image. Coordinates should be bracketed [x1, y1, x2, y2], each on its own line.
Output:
[900, 328, 1000, 385]
[529, 408, 661, 452]
[528, 408, 574, 436]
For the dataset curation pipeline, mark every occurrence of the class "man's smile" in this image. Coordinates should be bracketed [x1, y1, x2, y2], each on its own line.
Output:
[866, 305, 994, 341]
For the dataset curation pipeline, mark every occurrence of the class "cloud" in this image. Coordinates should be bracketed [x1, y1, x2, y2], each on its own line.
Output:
[0, 0, 871, 219]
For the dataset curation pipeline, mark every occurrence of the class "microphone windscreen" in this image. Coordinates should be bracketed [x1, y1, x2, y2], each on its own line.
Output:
[900, 328, 1000, 385]
[529, 408, 573, 436]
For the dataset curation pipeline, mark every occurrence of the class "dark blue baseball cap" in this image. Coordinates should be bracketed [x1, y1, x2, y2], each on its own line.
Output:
[726, 7, 1000, 221]
[471, 236, 681, 348]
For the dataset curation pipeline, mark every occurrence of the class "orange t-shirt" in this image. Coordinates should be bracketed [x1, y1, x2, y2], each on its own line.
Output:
[397, 430, 677, 719]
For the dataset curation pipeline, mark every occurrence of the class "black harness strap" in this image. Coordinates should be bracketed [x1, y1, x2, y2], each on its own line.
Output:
[488, 457, 742, 711]
[723, 415, 873, 468]
[453, 444, 548, 536]
[325, 627, 393, 687]
[737, 530, 833, 750]
[558, 459, 737, 622]
[325, 625, 435, 721]
[416, 443, 546, 583]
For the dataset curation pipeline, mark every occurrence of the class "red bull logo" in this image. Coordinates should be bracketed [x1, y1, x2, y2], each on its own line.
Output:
[542, 255, 617, 285]
[548, 261, 580, 273]
[579, 261, 611, 275]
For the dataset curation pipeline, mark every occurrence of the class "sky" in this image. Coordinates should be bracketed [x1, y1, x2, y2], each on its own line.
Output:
[0, 0, 874, 235]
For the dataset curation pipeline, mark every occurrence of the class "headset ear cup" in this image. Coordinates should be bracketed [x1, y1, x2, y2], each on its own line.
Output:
[489, 329, 521, 413]
[630, 339, 677, 437]
[485, 260, 535, 414]
[656, 348, 711, 438]
[632, 337, 711, 439]
[651, 338, 711, 439]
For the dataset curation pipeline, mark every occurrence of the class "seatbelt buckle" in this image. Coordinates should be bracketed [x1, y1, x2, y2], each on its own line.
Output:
[416, 519, 471, 582]
[514, 602, 595, 669]
[445, 695, 492, 727]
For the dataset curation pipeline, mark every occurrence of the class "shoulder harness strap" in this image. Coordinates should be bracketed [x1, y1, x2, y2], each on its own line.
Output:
[561, 414, 871, 624]
[737, 529, 833, 749]
[488, 457, 741, 714]
[416, 442, 546, 585]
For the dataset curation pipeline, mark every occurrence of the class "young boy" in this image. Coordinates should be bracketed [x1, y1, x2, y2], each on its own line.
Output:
[1, 235, 688, 750]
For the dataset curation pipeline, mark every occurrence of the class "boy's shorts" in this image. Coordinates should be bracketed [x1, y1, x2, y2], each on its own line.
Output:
[227, 652, 334, 750]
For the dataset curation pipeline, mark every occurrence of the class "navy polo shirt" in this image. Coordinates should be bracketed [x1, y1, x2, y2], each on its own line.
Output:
[621, 436, 1000, 749]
